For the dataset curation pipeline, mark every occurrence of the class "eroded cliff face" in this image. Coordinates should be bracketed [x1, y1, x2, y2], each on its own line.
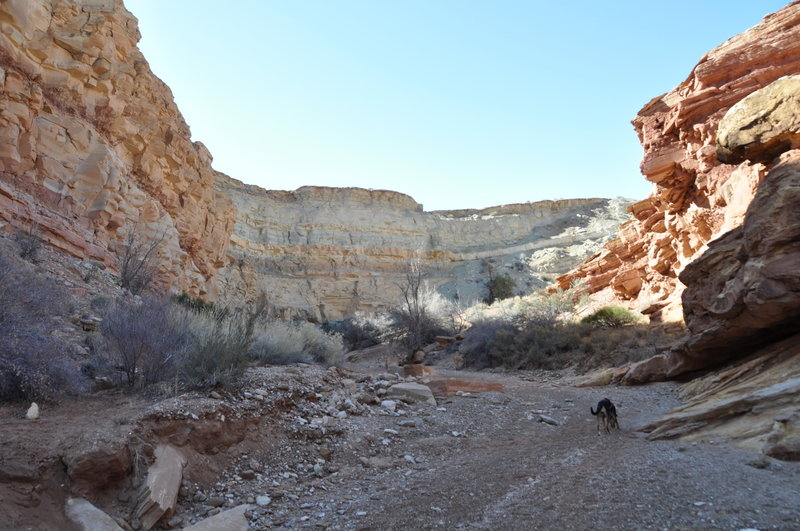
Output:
[0, 0, 234, 296]
[215, 174, 631, 319]
[557, 2, 800, 321]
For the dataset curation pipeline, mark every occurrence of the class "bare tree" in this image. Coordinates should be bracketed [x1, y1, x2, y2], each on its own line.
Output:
[115, 226, 165, 296]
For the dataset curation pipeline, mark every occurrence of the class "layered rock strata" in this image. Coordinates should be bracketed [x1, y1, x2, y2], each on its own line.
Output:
[0, 0, 632, 314]
[557, 2, 800, 321]
[0, 0, 234, 296]
[631, 73, 800, 458]
[214, 174, 632, 319]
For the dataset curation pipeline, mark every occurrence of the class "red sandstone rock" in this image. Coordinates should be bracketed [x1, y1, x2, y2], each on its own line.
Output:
[0, 1, 234, 297]
[557, 3, 800, 321]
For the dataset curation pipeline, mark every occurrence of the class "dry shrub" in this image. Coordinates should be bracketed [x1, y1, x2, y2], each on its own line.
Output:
[0, 249, 86, 401]
[178, 301, 266, 388]
[250, 322, 344, 366]
[100, 296, 190, 387]
[460, 286, 683, 372]
[326, 312, 393, 351]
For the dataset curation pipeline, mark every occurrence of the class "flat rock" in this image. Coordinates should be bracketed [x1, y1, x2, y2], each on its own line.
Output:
[133, 445, 187, 530]
[426, 378, 504, 397]
[65, 497, 123, 531]
[403, 364, 439, 377]
[386, 382, 437, 406]
[182, 504, 250, 531]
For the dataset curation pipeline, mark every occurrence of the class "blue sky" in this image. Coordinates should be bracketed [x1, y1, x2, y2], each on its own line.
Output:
[125, 1, 788, 211]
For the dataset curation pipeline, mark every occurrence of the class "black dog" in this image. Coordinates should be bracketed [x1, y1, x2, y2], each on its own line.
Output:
[590, 398, 619, 435]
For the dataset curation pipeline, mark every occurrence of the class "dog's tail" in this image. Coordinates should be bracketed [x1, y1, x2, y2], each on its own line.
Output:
[590, 406, 598, 415]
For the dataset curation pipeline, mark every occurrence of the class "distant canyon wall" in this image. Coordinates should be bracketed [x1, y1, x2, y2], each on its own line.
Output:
[214, 174, 631, 320]
[557, 2, 800, 321]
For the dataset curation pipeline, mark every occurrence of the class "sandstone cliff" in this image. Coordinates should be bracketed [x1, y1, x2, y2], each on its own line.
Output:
[0, 0, 234, 296]
[214, 174, 632, 319]
[557, 2, 800, 321]
[0, 0, 631, 315]
[629, 64, 800, 459]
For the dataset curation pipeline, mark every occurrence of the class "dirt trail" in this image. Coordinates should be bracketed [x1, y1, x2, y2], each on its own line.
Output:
[286, 369, 800, 530]
[2, 366, 799, 530]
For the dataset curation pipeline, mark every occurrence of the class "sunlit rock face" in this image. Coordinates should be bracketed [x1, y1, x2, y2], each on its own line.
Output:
[0, 0, 235, 297]
[0, 0, 630, 315]
[557, 3, 800, 322]
[214, 174, 632, 320]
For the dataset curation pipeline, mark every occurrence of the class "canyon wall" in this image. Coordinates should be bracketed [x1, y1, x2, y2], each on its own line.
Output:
[215, 174, 631, 320]
[0, 0, 234, 297]
[0, 0, 631, 316]
[557, 2, 800, 321]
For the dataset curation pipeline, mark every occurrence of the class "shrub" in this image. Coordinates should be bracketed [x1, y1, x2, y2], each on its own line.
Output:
[391, 263, 454, 352]
[250, 322, 343, 366]
[325, 313, 393, 351]
[581, 306, 641, 328]
[0, 249, 86, 401]
[459, 318, 516, 369]
[100, 296, 190, 387]
[13, 226, 43, 262]
[178, 299, 267, 388]
[173, 292, 222, 316]
[115, 227, 165, 296]
[485, 273, 515, 304]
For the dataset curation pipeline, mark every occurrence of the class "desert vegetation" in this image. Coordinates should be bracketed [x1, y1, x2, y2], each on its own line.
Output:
[0, 245, 87, 402]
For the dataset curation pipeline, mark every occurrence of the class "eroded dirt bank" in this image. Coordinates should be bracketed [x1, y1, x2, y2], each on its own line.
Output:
[1, 363, 798, 530]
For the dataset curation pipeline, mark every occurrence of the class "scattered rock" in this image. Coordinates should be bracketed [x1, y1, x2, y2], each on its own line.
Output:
[25, 402, 39, 420]
[359, 456, 394, 469]
[256, 495, 271, 507]
[537, 415, 560, 426]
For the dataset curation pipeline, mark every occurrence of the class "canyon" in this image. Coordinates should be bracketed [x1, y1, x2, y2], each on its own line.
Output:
[1, 0, 800, 528]
[0, 0, 632, 319]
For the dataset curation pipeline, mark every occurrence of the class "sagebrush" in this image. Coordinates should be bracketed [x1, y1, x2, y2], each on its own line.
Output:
[0, 249, 86, 401]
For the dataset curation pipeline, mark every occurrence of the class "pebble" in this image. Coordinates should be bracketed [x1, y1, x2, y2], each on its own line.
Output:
[256, 495, 272, 506]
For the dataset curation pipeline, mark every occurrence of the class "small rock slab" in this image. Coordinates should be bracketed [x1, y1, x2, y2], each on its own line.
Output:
[426, 378, 504, 397]
[386, 382, 437, 406]
[65, 497, 123, 531]
[403, 364, 439, 377]
[133, 444, 187, 530]
[182, 504, 250, 531]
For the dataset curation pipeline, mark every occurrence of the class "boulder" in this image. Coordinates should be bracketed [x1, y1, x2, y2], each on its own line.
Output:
[678, 150, 800, 371]
[717, 75, 800, 164]
[386, 383, 437, 406]
[25, 402, 39, 420]
[133, 445, 187, 530]
[763, 412, 800, 461]
[65, 498, 123, 531]
[182, 504, 250, 531]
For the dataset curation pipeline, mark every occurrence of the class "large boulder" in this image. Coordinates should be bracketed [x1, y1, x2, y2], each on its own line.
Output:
[677, 150, 800, 371]
[717, 75, 800, 164]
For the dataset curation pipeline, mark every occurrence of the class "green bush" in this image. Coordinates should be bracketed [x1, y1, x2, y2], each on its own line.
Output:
[485, 273, 515, 304]
[581, 306, 640, 328]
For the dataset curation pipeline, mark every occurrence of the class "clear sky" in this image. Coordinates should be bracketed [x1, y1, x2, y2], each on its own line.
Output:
[125, 1, 788, 211]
